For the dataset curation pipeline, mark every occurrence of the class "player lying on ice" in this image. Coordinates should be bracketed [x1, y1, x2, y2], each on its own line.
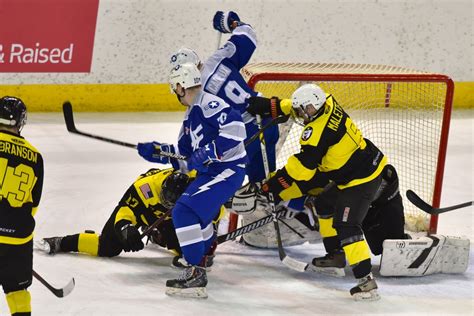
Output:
[242, 83, 470, 301]
[37, 168, 220, 269]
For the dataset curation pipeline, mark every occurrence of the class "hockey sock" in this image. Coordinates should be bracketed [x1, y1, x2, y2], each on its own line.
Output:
[61, 233, 99, 256]
[173, 203, 205, 266]
[6, 290, 31, 315]
[77, 232, 99, 256]
[60, 234, 80, 252]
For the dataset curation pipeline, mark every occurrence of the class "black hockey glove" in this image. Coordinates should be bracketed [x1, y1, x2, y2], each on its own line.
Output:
[247, 96, 287, 120]
[116, 221, 144, 252]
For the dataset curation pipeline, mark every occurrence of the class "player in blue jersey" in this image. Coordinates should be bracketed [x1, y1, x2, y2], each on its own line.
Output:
[137, 63, 247, 298]
[169, 11, 279, 186]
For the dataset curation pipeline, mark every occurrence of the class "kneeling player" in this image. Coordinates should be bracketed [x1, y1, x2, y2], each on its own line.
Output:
[308, 165, 470, 278]
[37, 168, 217, 266]
[307, 164, 407, 276]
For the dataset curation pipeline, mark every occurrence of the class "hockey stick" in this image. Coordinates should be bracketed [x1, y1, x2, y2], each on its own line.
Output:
[244, 115, 287, 146]
[63, 101, 282, 157]
[140, 208, 173, 238]
[217, 207, 289, 243]
[62, 102, 187, 161]
[406, 190, 473, 215]
[256, 114, 309, 272]
[32, 270, 75, 298]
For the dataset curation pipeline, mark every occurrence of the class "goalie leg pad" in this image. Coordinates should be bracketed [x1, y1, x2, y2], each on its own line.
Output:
[380, 235, 470, 276]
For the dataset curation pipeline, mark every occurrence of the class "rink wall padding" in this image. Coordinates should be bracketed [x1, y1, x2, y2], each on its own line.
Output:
[0, 84, 182, 112]
[0, 81, 472, 112]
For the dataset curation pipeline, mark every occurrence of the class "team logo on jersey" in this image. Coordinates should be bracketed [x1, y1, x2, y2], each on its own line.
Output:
[301, 127, 313, 141]
[208, 101, 220, 109]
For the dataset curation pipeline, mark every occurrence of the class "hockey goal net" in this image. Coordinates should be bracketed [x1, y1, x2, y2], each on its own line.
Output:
[229, 62, 453, 234]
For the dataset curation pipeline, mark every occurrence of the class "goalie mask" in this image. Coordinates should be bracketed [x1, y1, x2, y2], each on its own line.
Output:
[0, 96, 27, 133]
[169, 47, 201, 70]
[291, 84, 326, 125]
[169, 63, 202, 96]
[160, 172, 191, 209]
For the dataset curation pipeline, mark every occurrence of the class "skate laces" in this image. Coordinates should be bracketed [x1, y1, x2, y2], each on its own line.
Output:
[177, 266, 195, 281]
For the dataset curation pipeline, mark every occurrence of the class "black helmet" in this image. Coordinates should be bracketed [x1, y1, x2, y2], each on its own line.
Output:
[0, 96, 27, 132]
[160, 172, 191, 209]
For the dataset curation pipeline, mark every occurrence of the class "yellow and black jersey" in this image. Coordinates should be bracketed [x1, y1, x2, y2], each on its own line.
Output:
[267, 95, 387, 201]
[0, 131, 44, 245]
[113, 168, 175, 229]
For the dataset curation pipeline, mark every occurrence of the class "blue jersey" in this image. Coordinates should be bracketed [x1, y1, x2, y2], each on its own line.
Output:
[175, 91, 248, 172]
[201, 24, 258, 125]
[200, 24, 279, 183]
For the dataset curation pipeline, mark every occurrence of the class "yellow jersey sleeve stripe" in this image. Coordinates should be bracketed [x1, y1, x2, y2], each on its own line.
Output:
[0, 233, 33, 245]
[114, 206, 137, 225]
[279, 182, 304, 201]
[280, 98, 293, 116]
[286, 156, 317, 181]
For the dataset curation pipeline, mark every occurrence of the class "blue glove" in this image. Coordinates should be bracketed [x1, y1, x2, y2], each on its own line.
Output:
[213, 11, 242, 33]
[137, 142, 175, 164]
[188, 142, 220, 172]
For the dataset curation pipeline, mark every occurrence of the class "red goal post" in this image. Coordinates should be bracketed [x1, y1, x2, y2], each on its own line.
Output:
[228, 62, 454, 234]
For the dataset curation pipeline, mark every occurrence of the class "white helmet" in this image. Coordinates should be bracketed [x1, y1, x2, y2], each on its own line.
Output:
[169, 63, 202, 93]
[169, 47, 201, 70]
[291, 84, 326, 124]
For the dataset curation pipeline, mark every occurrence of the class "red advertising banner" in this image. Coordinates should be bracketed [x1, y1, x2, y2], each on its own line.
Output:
[0, 0, 99, 73]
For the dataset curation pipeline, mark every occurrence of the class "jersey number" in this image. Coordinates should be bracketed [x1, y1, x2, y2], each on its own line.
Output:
[0, 158, 37, 207]
[224, 80, 250, 105]
[345, 119, 363, 145]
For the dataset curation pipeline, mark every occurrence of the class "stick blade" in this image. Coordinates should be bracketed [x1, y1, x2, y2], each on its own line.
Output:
[62, 101, 76, 132]
[406, 190, 433, 213]
[59, 278, 75, 297]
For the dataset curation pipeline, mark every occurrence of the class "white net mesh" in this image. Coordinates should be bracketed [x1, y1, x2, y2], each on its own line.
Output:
[242, 62, 452, 232]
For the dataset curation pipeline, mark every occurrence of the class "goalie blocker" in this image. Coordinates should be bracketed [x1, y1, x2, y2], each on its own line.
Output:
[380, 234, 470, 276]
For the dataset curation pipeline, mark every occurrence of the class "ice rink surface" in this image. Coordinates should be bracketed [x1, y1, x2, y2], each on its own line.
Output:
[1, 110, 472, 315]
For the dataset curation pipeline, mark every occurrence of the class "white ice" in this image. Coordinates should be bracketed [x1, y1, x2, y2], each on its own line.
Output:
[1, 111, 473, 315]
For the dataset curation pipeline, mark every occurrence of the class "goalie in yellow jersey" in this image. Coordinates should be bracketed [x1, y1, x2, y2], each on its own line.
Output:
[37, 168, 218, 267]
[249, 84, 387, 301]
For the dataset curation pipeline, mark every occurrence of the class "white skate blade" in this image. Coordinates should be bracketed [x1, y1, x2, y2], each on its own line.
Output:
[165, 286, 208, 299]
[34, 239, 51, 254]
[309, 264, 345, 277]
[352, 289, 380, 301]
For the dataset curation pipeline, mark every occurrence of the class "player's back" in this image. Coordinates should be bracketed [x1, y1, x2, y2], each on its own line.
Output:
[201, 24, 258, 122]
[0, 130, 44, 244]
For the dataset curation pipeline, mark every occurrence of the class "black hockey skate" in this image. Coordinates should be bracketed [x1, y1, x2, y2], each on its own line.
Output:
[310, 251, 346, 277]
[165, 265, 208, 299]
[350, 273, 380, 301]
[36, 237, 63, 255]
